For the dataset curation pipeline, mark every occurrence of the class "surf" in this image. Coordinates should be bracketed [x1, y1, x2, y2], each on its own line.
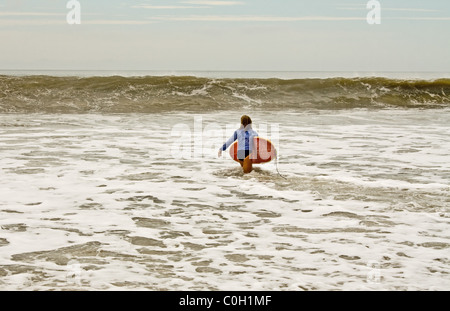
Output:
[0, 74, 449, 113]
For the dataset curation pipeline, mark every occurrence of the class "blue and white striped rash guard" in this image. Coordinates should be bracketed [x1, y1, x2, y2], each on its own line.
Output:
[221, 125, 259, 153]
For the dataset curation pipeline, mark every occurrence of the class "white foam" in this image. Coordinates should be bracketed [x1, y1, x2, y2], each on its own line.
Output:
[0, 110, 449, 290]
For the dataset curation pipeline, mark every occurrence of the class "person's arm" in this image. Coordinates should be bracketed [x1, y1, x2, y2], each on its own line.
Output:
[218, 131, 238, 157]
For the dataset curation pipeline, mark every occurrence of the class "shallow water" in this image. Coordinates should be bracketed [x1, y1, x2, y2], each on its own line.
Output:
[0, 110, 449, 290]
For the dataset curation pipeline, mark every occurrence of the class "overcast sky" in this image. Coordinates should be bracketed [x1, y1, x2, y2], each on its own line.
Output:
[0, 0, 449, 72]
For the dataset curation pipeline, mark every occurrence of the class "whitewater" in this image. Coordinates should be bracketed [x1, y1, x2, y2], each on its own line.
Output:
[0, 72, 449, 291]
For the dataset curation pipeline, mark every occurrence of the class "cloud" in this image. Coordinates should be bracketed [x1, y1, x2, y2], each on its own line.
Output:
[83, 20, 157, 25]
[0, 19, 65, 26]
[147, 15, 366, 22]
[382, 8, 440, 12]
[337, 6, 439, 13]
[181, 1, 244, 5]
[131, 5, 209, 9]
[397, 17, 450, 20]
[131, 0, 245, 9]
[0, 18, 156, 26]
[0, 12, 62, 17]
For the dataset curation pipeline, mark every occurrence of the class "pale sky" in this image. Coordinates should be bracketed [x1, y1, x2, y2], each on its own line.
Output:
[1, 0, 449, 71]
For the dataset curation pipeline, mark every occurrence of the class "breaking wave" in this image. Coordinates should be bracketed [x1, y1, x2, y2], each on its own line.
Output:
[0, 75, 449, 113]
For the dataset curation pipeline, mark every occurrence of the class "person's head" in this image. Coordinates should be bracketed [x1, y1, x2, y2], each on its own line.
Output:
[241, 115, 252, 127]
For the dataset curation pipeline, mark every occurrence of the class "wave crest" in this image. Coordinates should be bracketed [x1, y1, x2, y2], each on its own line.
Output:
[0, 75, 449, 113]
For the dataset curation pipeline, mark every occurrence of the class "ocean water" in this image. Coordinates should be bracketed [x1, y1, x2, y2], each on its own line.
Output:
[0, 72, 449, 290]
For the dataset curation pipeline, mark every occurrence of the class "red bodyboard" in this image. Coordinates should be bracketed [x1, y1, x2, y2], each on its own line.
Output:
[229, 137, 277, 164]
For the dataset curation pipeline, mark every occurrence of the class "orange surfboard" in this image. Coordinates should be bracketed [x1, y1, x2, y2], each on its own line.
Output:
[229, 137, 277, 164]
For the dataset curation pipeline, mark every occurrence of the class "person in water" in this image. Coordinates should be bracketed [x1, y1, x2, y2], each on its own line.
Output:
[218, 115, 259, 174]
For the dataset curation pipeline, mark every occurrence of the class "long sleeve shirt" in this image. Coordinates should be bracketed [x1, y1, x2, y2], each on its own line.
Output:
[221, 124, 259, 151]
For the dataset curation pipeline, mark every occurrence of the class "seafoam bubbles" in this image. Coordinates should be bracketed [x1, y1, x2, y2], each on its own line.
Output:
[1, 111, 449, 291]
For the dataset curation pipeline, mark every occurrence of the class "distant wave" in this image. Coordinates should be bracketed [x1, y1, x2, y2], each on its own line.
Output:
[0, 75, 449, 113]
